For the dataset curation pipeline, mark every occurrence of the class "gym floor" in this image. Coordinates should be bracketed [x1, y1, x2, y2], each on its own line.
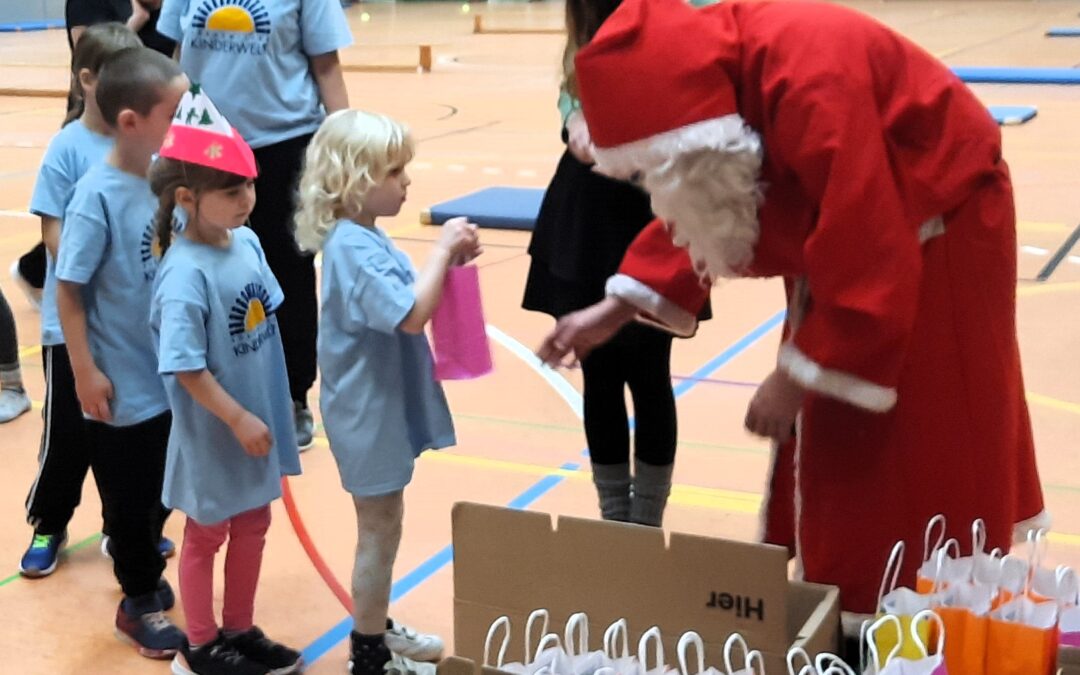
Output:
[0, 1, 1078, 672]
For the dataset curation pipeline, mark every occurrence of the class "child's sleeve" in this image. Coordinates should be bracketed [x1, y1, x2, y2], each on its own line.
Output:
[29, 135, 73, 220]
[300, 0, 354, 56]
[156, 0, 185, 42]
[56, 189, 109, 285]
[342, 240, 415, 335]
[154, 267, 209, 375]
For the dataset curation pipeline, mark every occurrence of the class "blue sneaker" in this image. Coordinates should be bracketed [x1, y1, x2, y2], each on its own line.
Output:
[101, 534, 177, 559]
[19, 531, 67, 578]
[115, 593, 185, 659]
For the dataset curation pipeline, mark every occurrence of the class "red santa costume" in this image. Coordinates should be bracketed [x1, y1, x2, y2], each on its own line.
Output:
[573, 0, 1048, 625]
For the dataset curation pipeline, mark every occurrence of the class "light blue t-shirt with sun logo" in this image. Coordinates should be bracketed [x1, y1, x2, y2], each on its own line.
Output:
[151, 226, 301, 524]
[158, 0, 353, 149]
[56, 163, 169, 427]
[30, 120, 114, 347]
[318, 221, 455, 498]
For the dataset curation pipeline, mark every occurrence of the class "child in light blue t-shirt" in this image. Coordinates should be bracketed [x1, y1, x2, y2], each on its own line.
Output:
[55, 46, 189, 659]
[296, 110, 481, 675]
[158, 0, 354, 450]
[148, 86, 302, 675]
[19, 23, 147, 581]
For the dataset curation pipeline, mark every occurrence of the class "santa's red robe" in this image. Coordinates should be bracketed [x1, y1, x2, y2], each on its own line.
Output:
[604, 1, 1047, 620]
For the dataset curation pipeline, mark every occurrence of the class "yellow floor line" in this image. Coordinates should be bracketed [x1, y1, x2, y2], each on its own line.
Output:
[1018, 281, 1080, 298]
[1026, 391, 1080, 416]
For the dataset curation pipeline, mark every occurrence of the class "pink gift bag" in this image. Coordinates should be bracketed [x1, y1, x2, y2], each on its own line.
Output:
[431, 264, 493, 380]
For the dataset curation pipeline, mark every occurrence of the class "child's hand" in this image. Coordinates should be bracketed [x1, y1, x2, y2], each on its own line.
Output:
[231, 411, 273, 457]
[439, 217, 482, 264]
[75, 367, 114, 422]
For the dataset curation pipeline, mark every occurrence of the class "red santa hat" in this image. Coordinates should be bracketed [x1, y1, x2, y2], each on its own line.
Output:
[159, 84, 257, 179]
[573, 0, 761, 177]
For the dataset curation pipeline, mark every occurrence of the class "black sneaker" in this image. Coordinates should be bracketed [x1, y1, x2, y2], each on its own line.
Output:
[224, 626, 303, 674]
[157, 577, 176, 611]
[115, 593, 185, 659]
[171, 634, 269, 675]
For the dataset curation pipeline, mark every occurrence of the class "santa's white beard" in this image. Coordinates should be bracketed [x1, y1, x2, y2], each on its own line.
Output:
[643, 148, 762, 281]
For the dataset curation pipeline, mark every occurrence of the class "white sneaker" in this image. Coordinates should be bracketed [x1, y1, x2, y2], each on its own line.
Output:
[0, 389, 31, 423]
[9, 261, 42, 311]
[384, 619, 443, 663]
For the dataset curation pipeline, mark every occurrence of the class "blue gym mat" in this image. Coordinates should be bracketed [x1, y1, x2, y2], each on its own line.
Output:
[1047, 27, 1080, 37]
[424, 187, 545, 231]
[987, 105, 1038, 125]
[953, 66, 1080, 84]
[0, 19, 64, 32]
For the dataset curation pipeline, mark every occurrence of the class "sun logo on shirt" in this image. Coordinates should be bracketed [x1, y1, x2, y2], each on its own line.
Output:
[228, 283, 274, 336]
[192, 0, 271, 34]
[140, 222, 162, 264]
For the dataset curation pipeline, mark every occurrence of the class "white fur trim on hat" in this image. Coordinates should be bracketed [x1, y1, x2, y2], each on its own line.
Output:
[591, 114, 762, 179]
[605, 274, 698, 337]
[778, 343, 898, 413]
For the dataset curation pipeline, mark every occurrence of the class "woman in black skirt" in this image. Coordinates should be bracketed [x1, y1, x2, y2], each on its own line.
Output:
[523, 0, 708, 527]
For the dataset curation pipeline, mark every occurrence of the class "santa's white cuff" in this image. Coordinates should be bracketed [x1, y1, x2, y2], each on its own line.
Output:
[1013, 510, 1053, 543]
[778, 343, 897, 413]
[605, 274, 697, 337]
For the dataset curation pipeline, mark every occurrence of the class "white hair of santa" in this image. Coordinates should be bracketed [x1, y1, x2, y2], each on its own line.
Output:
[591, 115, 763, 280]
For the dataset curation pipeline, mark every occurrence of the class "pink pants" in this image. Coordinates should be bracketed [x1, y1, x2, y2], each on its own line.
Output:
[179, 505, 272, 646]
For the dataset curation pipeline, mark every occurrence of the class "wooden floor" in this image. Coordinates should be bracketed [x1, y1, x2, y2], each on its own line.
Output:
[0, 1, 1079, 672]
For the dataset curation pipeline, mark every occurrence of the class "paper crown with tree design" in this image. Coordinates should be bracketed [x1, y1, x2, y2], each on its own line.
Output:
[159, 84, 258, 178]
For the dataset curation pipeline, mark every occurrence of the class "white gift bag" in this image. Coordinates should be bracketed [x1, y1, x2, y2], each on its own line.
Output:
[603, 619, 641, 675]
[676, 631, 724, 675]
[638, 626, 678, 675]
[722, 634, 765, 675]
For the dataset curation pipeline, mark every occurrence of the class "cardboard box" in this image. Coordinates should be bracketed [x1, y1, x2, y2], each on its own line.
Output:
[442, 502, 839, 674]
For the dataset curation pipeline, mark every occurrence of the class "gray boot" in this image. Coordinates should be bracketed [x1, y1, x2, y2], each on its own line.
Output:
[591, 462, 631, 522]
[630, 459, 673, 527]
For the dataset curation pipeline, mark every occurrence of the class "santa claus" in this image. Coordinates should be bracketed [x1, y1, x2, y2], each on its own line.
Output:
[535, 0, 1048, 628]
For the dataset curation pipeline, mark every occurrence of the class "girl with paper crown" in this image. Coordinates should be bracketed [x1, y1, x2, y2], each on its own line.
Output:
[149, 84, 303, 675]
[536, 0, 1047, 634]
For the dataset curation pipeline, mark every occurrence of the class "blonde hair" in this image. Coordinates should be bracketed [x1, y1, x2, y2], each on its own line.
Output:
[296, 110, 415, 252]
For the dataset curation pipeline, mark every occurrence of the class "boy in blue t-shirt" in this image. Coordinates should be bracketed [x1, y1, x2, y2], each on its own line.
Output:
[55, 46, 189, 659]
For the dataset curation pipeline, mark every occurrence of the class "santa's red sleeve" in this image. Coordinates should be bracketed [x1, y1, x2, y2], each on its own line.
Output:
[606, 218, 710, 337]
[770, 78, 924, 413]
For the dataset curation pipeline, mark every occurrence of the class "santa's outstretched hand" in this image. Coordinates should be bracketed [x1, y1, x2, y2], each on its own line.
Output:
[745, 369, 805, 443]
[536, 295, 637, 367]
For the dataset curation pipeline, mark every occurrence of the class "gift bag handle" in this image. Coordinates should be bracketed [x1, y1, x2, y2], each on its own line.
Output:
[923, 514, 947, 564]
[526, 609, 551, 664]
[787, 647, 813, 675]
[815, 653, 856, 675]
[866, 614, 903, 672]
[536, 633, 562, 658]
[565, 612, 590, 657]
[677, 631, 705, 675]
[638, 626, 665, 673]
[1027, 528, 1050, 594]
[723, 633, 750, 675]
[971, 519, 988, 557]
[973, 547, 1004, 586]
[604, 618, 630, 659]
[745, 650, 765, 675]
[1058, 566, 1080, 607]
[485, 616, 511, 668]
[877, 541, 905, 611]
[910, 610, 945, 658]
[932, 540, 960, 595]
